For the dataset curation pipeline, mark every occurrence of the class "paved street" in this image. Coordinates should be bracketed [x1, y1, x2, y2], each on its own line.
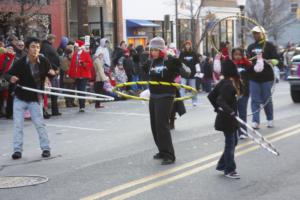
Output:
[0, 81, 300, 200]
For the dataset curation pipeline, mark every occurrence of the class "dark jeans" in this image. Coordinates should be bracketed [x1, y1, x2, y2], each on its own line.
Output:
[149, 96, 175, 161]
[202, 79, 212, 93]
[237, 96, 249, 136]
[76, 78, 88, 109]
[94, 81, 105, 107]
[50, 95, 59, 114]
[6, 84, 15, 118]
[64, 82, 76, 106]
[217, 131, 238, 174]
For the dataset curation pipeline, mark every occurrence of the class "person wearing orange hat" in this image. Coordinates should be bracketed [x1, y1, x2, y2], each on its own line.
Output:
[179, 41, 200, 106]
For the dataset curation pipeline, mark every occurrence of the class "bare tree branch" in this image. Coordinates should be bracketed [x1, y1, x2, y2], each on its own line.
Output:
[246, 0, 299, 42]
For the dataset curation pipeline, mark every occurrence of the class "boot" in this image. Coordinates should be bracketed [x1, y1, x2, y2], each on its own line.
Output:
[43, 108, 51, 119]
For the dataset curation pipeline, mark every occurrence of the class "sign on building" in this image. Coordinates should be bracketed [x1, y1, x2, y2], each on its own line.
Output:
[88, 0, 104, 7]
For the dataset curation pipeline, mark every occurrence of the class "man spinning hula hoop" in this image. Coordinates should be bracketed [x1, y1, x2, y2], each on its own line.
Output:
[143, 37, 190, 165]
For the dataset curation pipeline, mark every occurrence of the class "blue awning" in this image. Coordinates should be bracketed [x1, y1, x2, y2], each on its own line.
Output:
[126, 19, 160, 28]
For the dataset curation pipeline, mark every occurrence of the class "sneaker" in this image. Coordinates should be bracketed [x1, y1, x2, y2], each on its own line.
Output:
[161, 158, 175, 165]
[252, 122, 260, 129]
[79, 109, 85, 113]
[95, 105, 104, 109]
[12, 152, 22, 160]
[52, 112, 62, 116]
[42, 150, 51, 158]
[239, 134, 249, 140]
[267, 120, 274, 128]
[153, 153, 164, 160]
[192, 103, 197, 107]
[225, 171, 240, 179]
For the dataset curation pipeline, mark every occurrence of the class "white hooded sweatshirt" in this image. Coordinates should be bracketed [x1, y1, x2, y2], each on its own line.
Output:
[95, 38, 111, 67]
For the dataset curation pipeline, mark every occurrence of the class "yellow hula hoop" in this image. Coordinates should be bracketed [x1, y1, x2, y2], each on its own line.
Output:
[112, 81, 198, 102]
[209, 15, 266, 61]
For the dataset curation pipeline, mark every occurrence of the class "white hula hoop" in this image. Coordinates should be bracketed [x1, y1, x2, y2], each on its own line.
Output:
[45, 86, 112, 99]
[18, 85, 115, 102]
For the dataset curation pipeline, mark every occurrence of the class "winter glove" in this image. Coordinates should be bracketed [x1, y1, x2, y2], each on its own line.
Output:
[213, 54, 222, 74]
[254, 54, 264, 73]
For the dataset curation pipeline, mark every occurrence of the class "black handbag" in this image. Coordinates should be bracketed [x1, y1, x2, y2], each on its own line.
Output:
[180, 63, 191, 79]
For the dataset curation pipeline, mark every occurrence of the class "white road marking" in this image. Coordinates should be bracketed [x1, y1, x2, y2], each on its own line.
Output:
[46, 124, 106, 132]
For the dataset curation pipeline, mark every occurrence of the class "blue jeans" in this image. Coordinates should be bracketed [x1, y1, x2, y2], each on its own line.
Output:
[180, 78, 198, 104]
[237, 96, 249, 136]
[217, 131, 238, 174]
[13, 98, 50, 152]
[249, 81, 274, 124]
[202, 79, 212, 93]
[76, 78, 88, 109]
[131, 75, 139, 91]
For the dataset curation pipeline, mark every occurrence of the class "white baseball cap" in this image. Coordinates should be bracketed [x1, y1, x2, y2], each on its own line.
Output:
[251, 26, 266, 34]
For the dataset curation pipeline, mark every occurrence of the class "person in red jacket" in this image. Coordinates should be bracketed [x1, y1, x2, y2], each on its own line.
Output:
[0, 46, 15, 118]
[68, 40, 93, 112]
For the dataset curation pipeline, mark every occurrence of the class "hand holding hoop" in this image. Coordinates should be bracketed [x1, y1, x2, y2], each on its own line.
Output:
[209, 15, 266, 61]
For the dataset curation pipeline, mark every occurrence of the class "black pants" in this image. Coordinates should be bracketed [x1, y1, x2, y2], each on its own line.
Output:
[76, 78, 88, 109]
[6, 84, 14, 118]
[51, 95, 59, 114]
[217, 131, 238, 174]
[149, 97, 175, 160]
[64, 82, 76, 106]
[94, 81, 105, 106]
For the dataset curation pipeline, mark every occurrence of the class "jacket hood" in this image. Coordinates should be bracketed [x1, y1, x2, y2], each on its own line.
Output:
[100, 38, 108, 47]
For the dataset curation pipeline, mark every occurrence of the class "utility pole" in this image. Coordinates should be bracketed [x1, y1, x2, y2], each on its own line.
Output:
[175, 0, 179, 49]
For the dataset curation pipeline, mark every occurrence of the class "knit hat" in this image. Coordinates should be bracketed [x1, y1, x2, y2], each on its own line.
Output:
[149, 37, 165, 50]
[221, 59, 240, 78]
[75, 40, 84, 47]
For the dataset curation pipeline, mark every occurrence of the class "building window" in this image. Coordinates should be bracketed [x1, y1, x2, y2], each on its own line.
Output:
[291, 3, 298, 13]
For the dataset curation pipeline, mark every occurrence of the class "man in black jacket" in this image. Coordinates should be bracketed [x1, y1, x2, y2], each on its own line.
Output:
[41, 34, 61, 116]
[5, 37, 55, 160]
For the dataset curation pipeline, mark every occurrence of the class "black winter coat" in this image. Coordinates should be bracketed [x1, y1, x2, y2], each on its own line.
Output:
[247, 41, 279, 83]
[208, 79, 239, 132]
[41, 40, 60, 70]
[5, 55, 52, 102]
[143, 57, 182, 96]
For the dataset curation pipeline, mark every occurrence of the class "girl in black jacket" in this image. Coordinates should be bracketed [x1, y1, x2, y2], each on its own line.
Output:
[208, 59, 242, 179]
[143, 37, 183, 165]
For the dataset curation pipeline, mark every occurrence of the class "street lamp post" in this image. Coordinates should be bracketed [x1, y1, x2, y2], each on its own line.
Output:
[175, 0, 179, 49]
[236, 0, 246, 48]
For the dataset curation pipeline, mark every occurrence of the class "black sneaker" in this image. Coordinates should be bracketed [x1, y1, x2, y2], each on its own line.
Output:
[153, 153, 164, 160]
[42, 150, 51, 158]
[79, 109, 85, 113]
[161, 158, 175, 165]
[43, 110, 51, 119]
[52, 112, 62, 116]
[225, 171, 240, 179]
[12, 152, 22, 160]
